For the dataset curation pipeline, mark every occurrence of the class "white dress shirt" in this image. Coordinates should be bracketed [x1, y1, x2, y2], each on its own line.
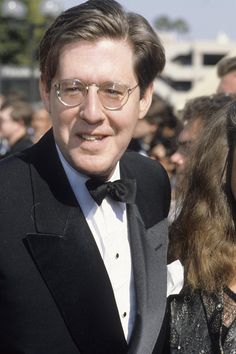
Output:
[167, 260, 184, 296]
[56, 146, 136, 342]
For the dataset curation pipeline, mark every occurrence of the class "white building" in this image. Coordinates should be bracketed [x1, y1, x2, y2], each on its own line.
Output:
[155, 32, 236, 111]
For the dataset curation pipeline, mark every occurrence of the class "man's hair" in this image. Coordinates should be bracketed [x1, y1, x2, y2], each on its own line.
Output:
[0, 99, 33, 127]
[217, 56, 236, 78]
[39, 0, 165, 94]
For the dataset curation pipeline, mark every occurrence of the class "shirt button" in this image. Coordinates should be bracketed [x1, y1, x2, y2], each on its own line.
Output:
[122, 312, 127, 318]
[115, 253, 119, 259]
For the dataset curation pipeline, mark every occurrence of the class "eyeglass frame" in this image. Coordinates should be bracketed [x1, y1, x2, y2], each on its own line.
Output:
[54, 79, 139, 111]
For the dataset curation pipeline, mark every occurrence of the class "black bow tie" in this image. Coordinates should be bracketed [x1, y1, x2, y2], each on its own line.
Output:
[86, 178, 136, 206]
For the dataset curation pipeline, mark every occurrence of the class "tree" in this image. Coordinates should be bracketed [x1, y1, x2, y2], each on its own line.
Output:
[0, 0, 55, 65]
[154, 15, 190, 35]
[154, 15, 173, 32]
[173, 19, 189, 34]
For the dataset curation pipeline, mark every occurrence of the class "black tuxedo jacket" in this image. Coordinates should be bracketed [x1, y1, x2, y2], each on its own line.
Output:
[0, 129, 170, 354]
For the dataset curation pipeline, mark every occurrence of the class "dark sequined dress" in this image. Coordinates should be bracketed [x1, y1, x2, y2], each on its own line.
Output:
[165, 288, 236, 353]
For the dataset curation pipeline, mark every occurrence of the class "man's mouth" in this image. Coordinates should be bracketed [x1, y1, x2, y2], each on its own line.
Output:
[80, 134, 104, 141]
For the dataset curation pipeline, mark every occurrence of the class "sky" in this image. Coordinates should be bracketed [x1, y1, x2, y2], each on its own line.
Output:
[57, 0, 236, 41]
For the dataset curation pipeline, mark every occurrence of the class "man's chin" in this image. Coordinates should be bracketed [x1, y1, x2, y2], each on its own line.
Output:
[74, 162, 116, 180]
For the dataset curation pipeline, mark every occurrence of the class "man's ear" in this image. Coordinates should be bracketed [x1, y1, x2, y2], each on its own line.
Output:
[138, 83, 154, 120]
[39, 78, 50, 113]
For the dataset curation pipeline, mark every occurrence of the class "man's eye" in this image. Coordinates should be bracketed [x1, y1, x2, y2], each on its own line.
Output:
[102, 88, 123, 97]
[108, 89, 120, 95]
[64, 86, 83, 94]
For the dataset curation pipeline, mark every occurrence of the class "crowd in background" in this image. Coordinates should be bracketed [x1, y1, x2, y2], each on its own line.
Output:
[0, 94, 51, 158]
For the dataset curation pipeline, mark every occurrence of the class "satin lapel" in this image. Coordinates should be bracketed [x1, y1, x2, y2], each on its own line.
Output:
[23, 132, 127, 354]
[127, 204, 168, 354]
[25, 208, 127, 354]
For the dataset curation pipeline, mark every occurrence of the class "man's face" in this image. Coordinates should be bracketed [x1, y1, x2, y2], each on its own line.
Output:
[40, 39, 152, 179]
[217, 71, 236, 94]
[0, 107, 19, 140]
[171, 117, 202, 175]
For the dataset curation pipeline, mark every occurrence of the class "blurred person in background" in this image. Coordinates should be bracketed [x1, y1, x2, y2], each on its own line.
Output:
[149, 135, 177, 176]
[148, 107, 182, 201]
[0, 99, 33, 158]
[217, 56, 236, 94]
[165, 98, 236, 354]
[31, 104, 51, 143]
[149, 135, 178, 189]
[0, 94, 5, 107]
[0, 94, 8, 156]
[128, 93, 179, 156]
[0, 129, 8, 157]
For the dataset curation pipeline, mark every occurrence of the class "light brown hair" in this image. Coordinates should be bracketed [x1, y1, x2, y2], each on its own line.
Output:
[169, 96, 236, 292]
[39, 0, 165, 94]
[0, 99, 33, 127]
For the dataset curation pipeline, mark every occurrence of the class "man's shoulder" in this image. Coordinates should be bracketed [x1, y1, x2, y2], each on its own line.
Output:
[0, 153, 26, 172]
[0, 150, 32, 188]
[122, 151, 170, 197]
[123, 150, 166, 171]
[0, 129, 55, 175]
[122, 151, 171, 225]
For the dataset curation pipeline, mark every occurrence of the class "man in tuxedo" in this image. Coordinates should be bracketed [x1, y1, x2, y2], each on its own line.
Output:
[0, 1, 170, 353]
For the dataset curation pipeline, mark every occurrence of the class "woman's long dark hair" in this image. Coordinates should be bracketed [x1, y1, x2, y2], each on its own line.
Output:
[169, 100, 236, 292]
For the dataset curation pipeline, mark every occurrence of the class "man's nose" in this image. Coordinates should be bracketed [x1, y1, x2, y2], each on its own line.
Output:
[80, 86, 104, 124]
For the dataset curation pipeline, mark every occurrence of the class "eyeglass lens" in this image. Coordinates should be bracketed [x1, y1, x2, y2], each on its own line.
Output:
[56, 79, 135, 109]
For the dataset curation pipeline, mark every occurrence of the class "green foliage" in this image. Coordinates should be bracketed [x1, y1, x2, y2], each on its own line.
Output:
[173, 19, 189, 34]
[0, 0, 55, 65]
[154, 15, 172, 31]
[154, 15, 190, 35]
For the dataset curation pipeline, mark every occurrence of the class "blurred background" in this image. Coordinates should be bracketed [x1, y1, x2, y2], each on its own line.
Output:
[0, 0, 236, 110]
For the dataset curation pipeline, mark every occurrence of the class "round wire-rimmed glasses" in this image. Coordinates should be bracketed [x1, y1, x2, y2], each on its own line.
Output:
[54, 79, 139, 111]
